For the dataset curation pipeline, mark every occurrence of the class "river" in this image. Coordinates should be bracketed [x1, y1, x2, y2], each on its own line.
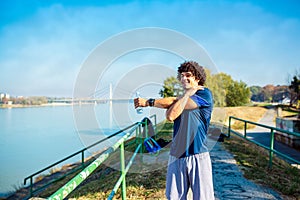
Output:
[0, 101, 165, 197]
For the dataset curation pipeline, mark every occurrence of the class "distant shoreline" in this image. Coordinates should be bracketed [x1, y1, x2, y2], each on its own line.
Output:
[0, 101, 111, 109]
[0, 103, 73, 109]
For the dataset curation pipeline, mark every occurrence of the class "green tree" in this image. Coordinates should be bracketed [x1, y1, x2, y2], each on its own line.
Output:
[250, 86, 262, 102]
[226, 81, 251, 106]
[160, 72, 251, 107]
[261, 85, 275, 102]
[159, 76, 183, 97]
[289, 75, 300, 105]
[211, 73, 232, 107]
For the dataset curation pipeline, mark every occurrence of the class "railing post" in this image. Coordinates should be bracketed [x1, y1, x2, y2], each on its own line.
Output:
[139, 124, 144, 165]
[145, 119, 148, 138]
[269, 129, 275, 168]
[120, 142, 126, 200]
[30, 177, 33, 197]
[135, 126, 139, 145]
[81, 151, 85, 169]
[228, 117, 231, 138]
[244, 121, 247, 138]
[153, 114, 157, 131]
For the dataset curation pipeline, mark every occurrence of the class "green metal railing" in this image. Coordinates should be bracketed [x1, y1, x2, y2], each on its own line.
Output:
[228, 116, 300, 168]
[24, 115, 156, 199]
[48, 126, 139, 200]
[24, 123, 138, 197]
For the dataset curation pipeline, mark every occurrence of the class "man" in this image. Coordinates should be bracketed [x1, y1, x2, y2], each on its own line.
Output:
[134, 61, 214, 200]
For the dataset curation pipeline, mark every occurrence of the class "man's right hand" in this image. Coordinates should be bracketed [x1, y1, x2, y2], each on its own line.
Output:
[134, 98, 147, 108]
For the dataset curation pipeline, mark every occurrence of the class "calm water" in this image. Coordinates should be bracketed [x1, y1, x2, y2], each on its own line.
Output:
[0, 102, 165, 196]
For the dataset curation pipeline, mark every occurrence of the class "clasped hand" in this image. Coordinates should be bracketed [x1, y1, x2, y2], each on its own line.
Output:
[184, 85, 204, 97]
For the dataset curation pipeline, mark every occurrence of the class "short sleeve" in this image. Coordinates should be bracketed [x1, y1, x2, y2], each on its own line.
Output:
[190, 95, 210, 107]
[190, 88, 212, 107]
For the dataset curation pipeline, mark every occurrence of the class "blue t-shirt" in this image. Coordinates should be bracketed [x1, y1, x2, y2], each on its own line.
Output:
[170, 88, 213, 158]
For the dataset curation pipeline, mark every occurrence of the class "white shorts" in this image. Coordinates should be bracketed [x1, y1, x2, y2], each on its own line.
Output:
[166, 152, 214, 200]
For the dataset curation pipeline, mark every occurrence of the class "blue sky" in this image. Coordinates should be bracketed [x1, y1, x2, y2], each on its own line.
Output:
[1, 0, 300, 97]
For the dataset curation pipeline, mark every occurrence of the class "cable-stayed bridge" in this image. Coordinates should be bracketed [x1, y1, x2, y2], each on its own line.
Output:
[48, 98, 132, 104]
[49, 84, 136, 104]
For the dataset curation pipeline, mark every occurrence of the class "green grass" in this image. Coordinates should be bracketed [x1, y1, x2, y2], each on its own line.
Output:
[223, 134, 300, 199]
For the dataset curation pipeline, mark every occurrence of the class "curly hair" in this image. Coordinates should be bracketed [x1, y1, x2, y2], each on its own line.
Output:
[177, 61, 206, 85]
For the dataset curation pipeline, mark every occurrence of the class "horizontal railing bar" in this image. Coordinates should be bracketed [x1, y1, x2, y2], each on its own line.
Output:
[272, 149, 300, 164]
[24, 122, 139, 185]
[230, 129, 300, 165]
[229, 116, 300, 137]
[24, 151, 84, 184]
[48, 125, 138, 200]
[85, 122, 139, 150]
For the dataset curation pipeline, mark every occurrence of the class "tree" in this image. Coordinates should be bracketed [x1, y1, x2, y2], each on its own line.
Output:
[272, 85, 289, 102]
[159, 76, 183, 97]
[261, 85, 275, 102]
[209, 73, 232, 107]
[250, 86, 262, 102]
[289, 75, 300, 106]
[226, 81, 251, 106]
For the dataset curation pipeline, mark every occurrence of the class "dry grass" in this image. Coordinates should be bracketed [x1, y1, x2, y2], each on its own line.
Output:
[224, 106, 267, 121]
[68, 166, 167, 200]
[221, 106, 267, 129]
[223, 134, 300, 200]
[211, 106, 267, 124]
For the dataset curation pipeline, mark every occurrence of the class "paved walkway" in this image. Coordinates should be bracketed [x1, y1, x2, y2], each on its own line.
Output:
[210, 140, 283, 200]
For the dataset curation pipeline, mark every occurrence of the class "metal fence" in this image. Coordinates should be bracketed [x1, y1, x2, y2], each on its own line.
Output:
[227, 116, 300, 168]
[24, 115, 156, 199]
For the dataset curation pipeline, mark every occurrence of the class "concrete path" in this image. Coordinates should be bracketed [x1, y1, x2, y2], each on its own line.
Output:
[210, 140, 283, 200]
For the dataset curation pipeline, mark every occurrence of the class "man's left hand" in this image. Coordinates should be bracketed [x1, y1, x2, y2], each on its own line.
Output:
[185, 85, 204, 97]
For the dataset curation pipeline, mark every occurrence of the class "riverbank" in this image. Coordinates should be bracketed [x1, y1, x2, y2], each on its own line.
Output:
[0, 103, 72, 109]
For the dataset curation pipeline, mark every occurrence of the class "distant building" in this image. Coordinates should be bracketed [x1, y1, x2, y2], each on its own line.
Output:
[0, 93, 4, 100]
[281, 97, 291, 104]
[0, 93, 11, 103]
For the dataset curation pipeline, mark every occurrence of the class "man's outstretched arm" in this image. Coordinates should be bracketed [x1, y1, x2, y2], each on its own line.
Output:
[134, 97, 177, 109]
